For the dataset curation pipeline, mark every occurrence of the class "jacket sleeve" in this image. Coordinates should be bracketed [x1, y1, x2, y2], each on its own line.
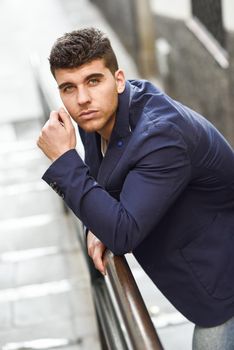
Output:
[42, 124, 191, 255]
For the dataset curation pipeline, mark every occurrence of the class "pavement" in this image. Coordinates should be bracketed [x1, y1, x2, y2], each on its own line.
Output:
[0, 0, 194, 349]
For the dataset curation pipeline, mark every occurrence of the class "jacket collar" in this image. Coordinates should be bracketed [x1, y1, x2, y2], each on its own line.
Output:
[96, 81, 132, 186]
[83, 81, 134, 186]
[108, 80, 132, 142]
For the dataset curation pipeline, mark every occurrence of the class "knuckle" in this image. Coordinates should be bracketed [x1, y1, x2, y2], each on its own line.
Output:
[94, 238, 102, 246]
[50, 110, 58, 118]
[41, 126, 48, 135]
[92, 251, 99, 260]
[47, 122, 55, 130]
[94, 259, 101, 269]
[87, 246, 93, 257]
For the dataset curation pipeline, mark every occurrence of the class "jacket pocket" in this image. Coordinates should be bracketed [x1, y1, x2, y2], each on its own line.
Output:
[181, 212, 234, 300]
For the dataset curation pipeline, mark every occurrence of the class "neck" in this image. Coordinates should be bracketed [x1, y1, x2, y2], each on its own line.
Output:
[98, 113, 116, 141]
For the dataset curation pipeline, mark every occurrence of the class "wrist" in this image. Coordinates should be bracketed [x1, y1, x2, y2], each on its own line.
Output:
[51, 148, 73, 162]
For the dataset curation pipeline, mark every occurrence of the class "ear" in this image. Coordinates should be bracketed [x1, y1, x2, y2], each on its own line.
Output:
[115, 69, 125, 93]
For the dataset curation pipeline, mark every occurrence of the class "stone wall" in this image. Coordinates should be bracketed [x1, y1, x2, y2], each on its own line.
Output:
[90, 0, 234, 145]
[90, 0, 156, 77]
[154, 15, 234, 145]
[90, 0, 138, 58]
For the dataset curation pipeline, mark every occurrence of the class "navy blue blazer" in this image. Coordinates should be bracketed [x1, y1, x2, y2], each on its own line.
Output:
[43, 80, 234, 327]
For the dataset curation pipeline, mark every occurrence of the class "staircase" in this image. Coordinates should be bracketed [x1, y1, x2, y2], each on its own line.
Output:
[0, 118, 100, 350]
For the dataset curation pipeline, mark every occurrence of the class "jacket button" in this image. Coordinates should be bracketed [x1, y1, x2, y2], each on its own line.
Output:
[117, 140, 123, 147]
[57, 189, 64, 198]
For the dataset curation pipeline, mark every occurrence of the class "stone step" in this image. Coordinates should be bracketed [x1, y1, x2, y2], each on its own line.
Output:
[0, 140, 38, 154]
[6, 280, 90, 323]
[0, 211, 86, 289]
[0, 214, 81, 253]
[0, 314, 99, 349]
[0, 164, 47, 186]
[16, 251, 87, 288]
[0, 147, 46, 170]
[0, 119, 43, 144]
[2, 338, 81, 350]
[0, 250, 87, 290]
[0, 185, 64, 220]
[2, 339, 86, 350]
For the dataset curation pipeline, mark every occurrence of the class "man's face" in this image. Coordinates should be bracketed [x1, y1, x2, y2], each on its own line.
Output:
[55, 59, 125, 140]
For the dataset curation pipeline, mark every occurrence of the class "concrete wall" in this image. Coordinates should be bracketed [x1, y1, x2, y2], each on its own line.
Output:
[91, 0, 234, 145]
[90, 0, 138, 59]
[90, 0, 156, 77]
[150, 0, 234, 145]
[154, 16, 232, 141]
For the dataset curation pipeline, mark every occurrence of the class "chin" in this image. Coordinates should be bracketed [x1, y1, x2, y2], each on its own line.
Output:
[81, 124, 102, 134]
[81, 117, 108, 132]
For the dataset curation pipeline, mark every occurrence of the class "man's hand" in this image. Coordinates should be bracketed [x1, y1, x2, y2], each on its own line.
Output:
[87, 230, 107, 276]
[37, 107, 76, 161]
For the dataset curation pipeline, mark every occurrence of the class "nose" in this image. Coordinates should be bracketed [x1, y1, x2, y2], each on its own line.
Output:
[76, 86, 91, 105]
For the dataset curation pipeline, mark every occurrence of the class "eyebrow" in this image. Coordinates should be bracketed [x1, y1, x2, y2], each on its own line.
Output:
[58, 73, 105, 90]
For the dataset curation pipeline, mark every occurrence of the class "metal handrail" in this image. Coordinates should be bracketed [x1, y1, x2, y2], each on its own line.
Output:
[104, 251, 163, 350]
[30, 54, 54, 119]
[31, 56, 164, 350]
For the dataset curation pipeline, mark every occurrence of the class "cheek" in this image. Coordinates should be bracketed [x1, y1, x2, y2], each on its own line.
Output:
[101, 89, 118, 114]
[60, 96, 77, 114]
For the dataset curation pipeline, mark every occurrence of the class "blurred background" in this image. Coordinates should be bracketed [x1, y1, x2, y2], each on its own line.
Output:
[0, 0, 233, 349]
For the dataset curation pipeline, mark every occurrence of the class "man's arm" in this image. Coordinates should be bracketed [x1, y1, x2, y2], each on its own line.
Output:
[37, 109, 107, 274]
[40, 123, 191, 256]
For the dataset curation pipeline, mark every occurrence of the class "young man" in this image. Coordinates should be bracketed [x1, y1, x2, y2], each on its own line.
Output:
[37, 27, 234, 349]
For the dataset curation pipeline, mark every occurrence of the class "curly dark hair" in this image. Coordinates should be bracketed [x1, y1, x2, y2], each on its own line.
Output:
[49, 27, 119, 76]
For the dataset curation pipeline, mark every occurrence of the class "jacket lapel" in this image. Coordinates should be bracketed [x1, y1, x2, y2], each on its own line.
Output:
[97, 81, 132, 187]
[85, 132, 103, 180]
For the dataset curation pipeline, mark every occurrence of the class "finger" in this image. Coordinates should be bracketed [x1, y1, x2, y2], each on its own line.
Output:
[93, 252, 106, 275]
[87, 231, 100, 257]
[49, 110, 60, 122]
[41, 119, 50, 130]
[88, 244, 94, 258]
[87, 232, 95, 257]
[36, 134, 42, 149]
[47, 111, 63, 128]
[93, 245, 106, 275]
[88, 237, 103, 258]
[58, 107, 73, 129]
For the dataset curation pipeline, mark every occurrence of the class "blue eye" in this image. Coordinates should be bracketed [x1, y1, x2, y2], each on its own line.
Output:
[88, 78, 99, 85]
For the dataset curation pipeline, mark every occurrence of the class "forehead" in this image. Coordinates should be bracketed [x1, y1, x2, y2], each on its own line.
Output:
[54, 59, 110, 83]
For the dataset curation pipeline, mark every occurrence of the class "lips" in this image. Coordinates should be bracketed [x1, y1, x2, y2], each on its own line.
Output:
[79, 110, 98, 119]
